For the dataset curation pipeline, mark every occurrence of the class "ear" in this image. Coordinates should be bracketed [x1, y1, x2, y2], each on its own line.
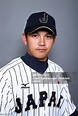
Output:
[22, 34, 27, 45]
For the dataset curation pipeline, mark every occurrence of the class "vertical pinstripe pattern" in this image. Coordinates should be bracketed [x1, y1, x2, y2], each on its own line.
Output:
[0, 58, 76, 116]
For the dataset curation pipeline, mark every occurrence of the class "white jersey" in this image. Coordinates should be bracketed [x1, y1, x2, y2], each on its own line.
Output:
[0, 57, 76, 116]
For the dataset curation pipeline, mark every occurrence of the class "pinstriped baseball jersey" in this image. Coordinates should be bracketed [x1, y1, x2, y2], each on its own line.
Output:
[0, 57, 76, 116]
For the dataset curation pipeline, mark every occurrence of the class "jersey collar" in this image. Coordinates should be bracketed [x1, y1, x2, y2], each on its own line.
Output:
[21, 53, 48, 74]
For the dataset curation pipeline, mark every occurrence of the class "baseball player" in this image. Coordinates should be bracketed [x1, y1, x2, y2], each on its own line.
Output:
[0, 12, 78, 116]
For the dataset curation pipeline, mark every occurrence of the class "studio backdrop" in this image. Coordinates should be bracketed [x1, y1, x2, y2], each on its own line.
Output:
[0, 0, 78, 109]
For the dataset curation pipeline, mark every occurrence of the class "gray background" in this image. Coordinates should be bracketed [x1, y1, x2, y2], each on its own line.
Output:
[0, 0, 78, 110]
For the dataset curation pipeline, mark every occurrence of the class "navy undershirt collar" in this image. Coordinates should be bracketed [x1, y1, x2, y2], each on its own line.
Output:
[21, 53, 48, 74]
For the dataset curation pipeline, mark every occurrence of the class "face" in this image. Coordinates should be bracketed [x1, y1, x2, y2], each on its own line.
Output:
[22, 29, 56, 61]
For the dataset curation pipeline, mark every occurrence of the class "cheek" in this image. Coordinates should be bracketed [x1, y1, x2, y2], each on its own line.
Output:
[46, 40, 54, 49]
[27, 40, 37, 50]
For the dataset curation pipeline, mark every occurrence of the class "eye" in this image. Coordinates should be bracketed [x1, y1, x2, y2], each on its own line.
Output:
[46, 35, 53, 39]
[32, 33, 38, 38]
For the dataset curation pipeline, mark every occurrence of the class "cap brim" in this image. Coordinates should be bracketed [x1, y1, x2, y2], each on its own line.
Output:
[26, 26, 56, 35]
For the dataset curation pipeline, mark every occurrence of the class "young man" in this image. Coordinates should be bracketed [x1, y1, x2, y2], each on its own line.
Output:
[0, 12, 78, 116]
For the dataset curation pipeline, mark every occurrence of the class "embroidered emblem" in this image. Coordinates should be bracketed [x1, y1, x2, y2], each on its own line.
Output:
[39, 12, 48, 23]
[21, 83, 30, 89]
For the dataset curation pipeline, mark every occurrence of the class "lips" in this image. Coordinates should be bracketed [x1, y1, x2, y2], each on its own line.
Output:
[36, 48, 47, 52]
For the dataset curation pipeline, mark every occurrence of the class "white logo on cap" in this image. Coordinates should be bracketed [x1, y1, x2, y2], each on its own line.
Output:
[39, 13, 48, 23]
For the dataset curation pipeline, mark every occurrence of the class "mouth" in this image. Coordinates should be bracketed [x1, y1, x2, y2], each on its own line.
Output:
[36, 48, 47, 52]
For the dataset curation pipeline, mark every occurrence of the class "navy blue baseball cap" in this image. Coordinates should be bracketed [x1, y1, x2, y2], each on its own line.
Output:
[24, 12, 57, 35]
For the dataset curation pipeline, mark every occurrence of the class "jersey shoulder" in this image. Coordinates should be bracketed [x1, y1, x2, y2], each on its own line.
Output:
[48, 59, 64, 72]
[0, 57, 22, 74]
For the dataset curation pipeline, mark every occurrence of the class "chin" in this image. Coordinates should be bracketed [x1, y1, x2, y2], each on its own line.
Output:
[36, 56, 47, 61]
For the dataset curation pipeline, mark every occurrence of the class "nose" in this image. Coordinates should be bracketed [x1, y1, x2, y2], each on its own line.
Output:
[38, 37, 45, 46]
